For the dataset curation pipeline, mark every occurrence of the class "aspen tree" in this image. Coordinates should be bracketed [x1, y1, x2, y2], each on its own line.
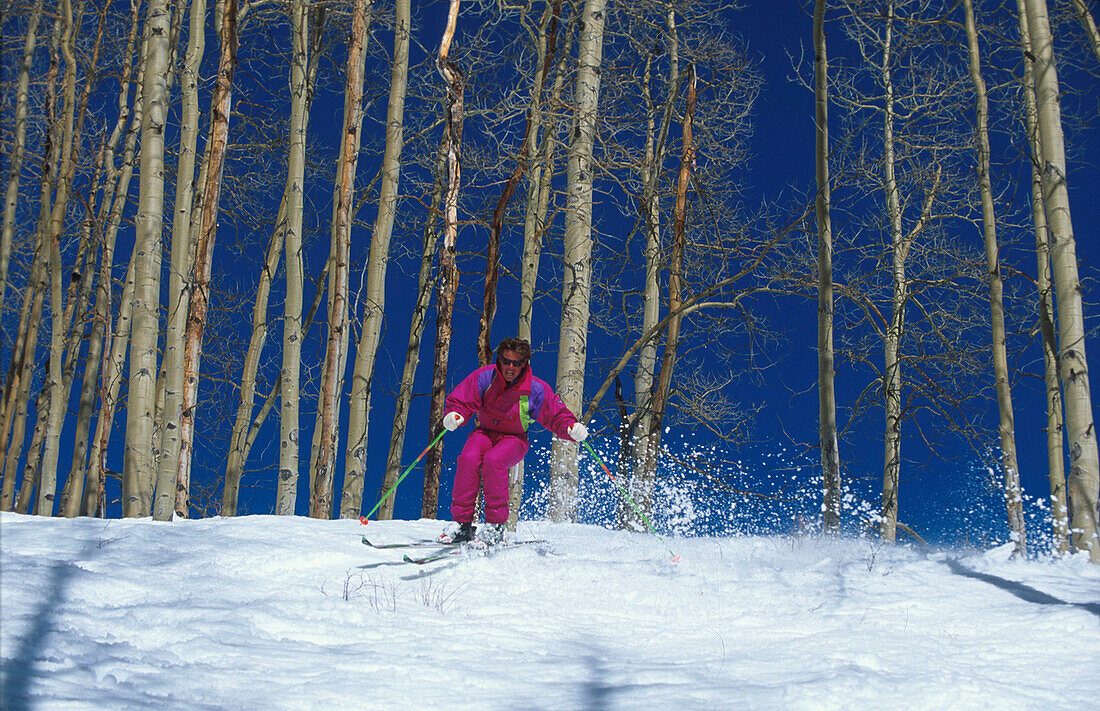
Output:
[509, 0, 568, 530]
[151, 0, 206, 521]
[83, 20, 152, 517]
[814, 0, 842, 533]
[223, 200, 285, 516]
[548, 0, 606, 522]
[422, 0, 464, 521]
[172, 0, 238, 518]
[386, 140, 444, 520]
[276, 0, 321, 516]
[36, 0, 113, 514]
[0, 0, 44, 325]
[476, 1, 563, 369]
[124, 0, 173, 516]
[60, 0, 144, 518]
[223, 5, 328, 515]
[1016, 0, 1069, 553]
[1068, 0, 1100, 65]
[625, 3, 679, 531]
[1022, 0, 1100, 562]
[311, 0, 372, 519]
[962, 0, 1026, 555]
[5, 8, 64, 514]
[0, 202, 47, 511]
[639, 63, 695, 523]
[343, 0, 411, 519]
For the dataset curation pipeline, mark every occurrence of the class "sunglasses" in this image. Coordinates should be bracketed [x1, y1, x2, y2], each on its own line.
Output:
[500, 355, 527, 367]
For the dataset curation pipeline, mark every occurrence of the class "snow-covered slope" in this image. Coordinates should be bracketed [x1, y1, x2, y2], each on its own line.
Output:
[2, 512, 1098, 710]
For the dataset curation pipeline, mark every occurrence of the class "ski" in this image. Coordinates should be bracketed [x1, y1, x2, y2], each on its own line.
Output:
[361, 536, 453, 550]
[402, 539, 548, 565]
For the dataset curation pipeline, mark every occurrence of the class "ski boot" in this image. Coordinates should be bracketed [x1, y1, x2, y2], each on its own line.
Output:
[439, 521, 474, 544]
[477, 523, 506, 546]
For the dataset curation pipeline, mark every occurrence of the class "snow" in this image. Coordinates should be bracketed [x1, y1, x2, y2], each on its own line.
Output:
[2, 512, 1098, 710]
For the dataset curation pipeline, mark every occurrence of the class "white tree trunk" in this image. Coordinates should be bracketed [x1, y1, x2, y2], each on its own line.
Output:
[124, 0, 172, 517]
[1016, 0, 1068, 553]
[628, 6, 679, 531]
[342, 0, 409, 519]
[38, 0, 79, 516]
[880, 1, 905, 543]
[60, 0, 143, 518]
[510, 0, 567, 530]
[0, 0, 44, 324]
[153, 0, 206, 521]
[383, 141, 444, 521]
[963, 0, 1026, 556]
[174, 0, 238, 519]
[81, 21, 149, 516]
[422, 0, 464, 521]
[549, 0, 606, 522]
[311, 0, 370, 519]
[1069, 0, 1100, 66]
[1023, 0, 1100, 562]
[223, 200, 283, 515]
[276, 0, 314, 516]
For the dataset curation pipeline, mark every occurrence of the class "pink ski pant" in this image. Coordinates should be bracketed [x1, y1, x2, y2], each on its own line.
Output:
[451, 429, 528, 524]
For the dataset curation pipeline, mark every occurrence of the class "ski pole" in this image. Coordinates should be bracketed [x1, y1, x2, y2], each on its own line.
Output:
[360, 428, 447, 525]
[582, 440, 680, 563]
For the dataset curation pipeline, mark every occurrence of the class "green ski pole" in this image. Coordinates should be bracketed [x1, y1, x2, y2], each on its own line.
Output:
[360, 428, 447, 525]
[582, 440, 680, 563]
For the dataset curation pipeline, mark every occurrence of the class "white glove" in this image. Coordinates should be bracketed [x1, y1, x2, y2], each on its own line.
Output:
[443, 412, 465, 431]
[568, 422, 589, 443]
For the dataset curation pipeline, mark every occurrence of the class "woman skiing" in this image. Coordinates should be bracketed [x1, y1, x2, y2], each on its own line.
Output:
[440, 337, 588, 544]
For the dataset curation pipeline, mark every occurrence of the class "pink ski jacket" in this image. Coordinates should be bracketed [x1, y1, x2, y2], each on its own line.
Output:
[445, 362, 578, 441]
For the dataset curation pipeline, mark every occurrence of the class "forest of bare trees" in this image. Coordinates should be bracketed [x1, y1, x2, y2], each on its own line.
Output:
[0, 0, 1097, 561]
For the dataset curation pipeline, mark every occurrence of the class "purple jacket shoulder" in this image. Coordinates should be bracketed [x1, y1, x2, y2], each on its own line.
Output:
[445, 364, 576, 440]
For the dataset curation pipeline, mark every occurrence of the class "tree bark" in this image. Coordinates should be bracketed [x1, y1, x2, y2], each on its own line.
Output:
[81, 23, 149, 517]
[124, 0, 173, 517]
[310, 0, 370, 519]
[477, 1, 561, 367]
[1069, 0, 1100, 66]
[963, 0, 1026, 556]
[627, 5, 680, 531]
[342, 0, 410, 519]
[548, 0, 606, 522]
[37, 0, 85, 516]
[151, 0, 206, 521]
[4, 12, 63, 514]
[422, 0, 464, 521]
[0, 0, 44, 325]
[59, 0, 143, 518]
[637, 63, 695, 528]
[1023, 0, 1100, 562]
[174, 0, 238, 519]
[383, 140, 444, 521]
[224, 199, 284, 515]
[0, 228, 47, 511]
[510, 0, 570, 529]
[275, 0, 322, 516]
[814, 0, 842, 534]
[1016, 0, 1068, 553]
[880, 0, 905, 543]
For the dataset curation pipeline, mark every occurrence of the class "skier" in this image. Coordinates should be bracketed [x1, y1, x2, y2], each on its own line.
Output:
[440, 337, 588, 545]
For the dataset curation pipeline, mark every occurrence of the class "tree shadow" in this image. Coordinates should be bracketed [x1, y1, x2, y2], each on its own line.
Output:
[944, 558, 1100, 619]
[2, 544, 94, 710]
[578, 652, 617, 711]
